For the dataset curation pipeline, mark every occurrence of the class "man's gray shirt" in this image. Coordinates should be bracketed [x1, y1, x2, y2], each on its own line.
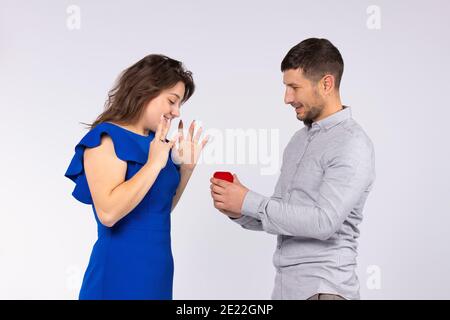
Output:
[232, 106, 375, 300]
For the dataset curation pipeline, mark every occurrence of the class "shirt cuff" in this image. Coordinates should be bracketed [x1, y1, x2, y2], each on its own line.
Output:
[241, 190, 266, 219]
[229, 215, 252, 226]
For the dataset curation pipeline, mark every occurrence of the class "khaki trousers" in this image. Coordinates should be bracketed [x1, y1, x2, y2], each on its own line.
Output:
[307, 293, 346, 300]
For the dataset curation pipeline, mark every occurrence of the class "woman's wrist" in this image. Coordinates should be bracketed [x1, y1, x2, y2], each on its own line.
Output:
[179, 164, 195, 175]
[144, 160, 162, 173]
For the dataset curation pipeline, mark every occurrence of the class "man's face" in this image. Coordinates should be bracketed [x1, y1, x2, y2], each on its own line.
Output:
[283, 68, 325, 127]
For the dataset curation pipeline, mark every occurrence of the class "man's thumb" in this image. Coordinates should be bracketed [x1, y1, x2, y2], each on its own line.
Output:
[233, 174, 241, 185]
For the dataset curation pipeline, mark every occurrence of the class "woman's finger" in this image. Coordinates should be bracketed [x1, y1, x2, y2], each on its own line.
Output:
[200, 135, 209, 149]
[162, 117, 171, 140]
[187, 120, 195, 141]
[178, 119, 184, 144]
[155, 114, 164, 140]
[193, 126, 203, 143]
[168, 133, 179, 149]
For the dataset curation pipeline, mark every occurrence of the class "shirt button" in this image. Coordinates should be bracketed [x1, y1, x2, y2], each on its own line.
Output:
[277, 244, 282, 249]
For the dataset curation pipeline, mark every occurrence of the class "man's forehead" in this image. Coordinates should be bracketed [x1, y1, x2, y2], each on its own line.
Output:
[283, 68, 306, 84]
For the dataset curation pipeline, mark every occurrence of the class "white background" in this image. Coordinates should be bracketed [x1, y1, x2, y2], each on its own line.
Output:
[1, 0, 449, 299]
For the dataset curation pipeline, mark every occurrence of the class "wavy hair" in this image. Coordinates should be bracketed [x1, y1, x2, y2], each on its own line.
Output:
[84, 54, 195, 129]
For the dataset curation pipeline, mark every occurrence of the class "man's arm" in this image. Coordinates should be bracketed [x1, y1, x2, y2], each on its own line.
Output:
[229, 173, 284, 231]
[239, 139, 375, 240]
[229, 215, 263, 231]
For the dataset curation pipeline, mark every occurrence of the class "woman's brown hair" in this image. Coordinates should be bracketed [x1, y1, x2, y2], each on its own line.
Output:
[84, 54, 195, 129]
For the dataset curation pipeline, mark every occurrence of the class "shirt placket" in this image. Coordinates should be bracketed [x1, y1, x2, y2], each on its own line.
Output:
[277, 124, 321, 298]
[286, 124, 321, 202]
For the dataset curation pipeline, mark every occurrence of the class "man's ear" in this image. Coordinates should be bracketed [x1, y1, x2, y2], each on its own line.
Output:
[321, 74, 335, 95]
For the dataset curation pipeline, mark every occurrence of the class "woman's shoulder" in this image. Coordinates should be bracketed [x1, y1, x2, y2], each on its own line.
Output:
[75, 122, 147, 163]
[64, 122, 148, 204]
[77, 122, 122, 147]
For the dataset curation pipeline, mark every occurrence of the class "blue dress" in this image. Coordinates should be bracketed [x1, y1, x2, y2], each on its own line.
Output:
[64, 122, 180, 300]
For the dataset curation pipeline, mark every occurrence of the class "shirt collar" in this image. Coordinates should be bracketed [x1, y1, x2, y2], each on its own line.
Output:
[312, 105, 352, 131]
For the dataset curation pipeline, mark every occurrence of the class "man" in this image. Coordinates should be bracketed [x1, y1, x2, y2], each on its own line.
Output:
[210, 38, 375, 300]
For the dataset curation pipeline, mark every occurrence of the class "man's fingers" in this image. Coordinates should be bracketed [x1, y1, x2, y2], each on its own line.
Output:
[211, 191, 225, 202]
[210, 177, 231, 188]
[213, 201, 225, 210]
[233, 174, 243, 186]
[210, 184, 226, 194]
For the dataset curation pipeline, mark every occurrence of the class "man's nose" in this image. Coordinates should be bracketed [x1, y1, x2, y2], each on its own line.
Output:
[284, 90, 294, 105]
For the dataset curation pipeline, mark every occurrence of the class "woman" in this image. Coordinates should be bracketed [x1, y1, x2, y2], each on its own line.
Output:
[64, 54, 208, 299]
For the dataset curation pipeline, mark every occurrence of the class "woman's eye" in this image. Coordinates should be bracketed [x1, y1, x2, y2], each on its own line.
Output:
[169, 100, 175, 105]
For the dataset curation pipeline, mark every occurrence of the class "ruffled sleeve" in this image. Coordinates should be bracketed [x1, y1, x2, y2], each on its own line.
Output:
[64, 123, 147, 204]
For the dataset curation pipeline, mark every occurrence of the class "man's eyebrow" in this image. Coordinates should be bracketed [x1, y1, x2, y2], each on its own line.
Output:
[169, 93, 181, 99]
[283, 82, 299, 87]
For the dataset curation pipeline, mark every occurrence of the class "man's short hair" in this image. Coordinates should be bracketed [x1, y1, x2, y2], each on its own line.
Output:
[281, 38, 344, 89]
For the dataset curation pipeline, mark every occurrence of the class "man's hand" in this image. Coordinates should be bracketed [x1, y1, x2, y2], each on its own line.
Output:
[210, 174, 249, 218]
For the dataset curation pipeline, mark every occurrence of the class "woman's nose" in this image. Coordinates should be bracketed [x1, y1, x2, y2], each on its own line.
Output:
[171, 106, 180, 118]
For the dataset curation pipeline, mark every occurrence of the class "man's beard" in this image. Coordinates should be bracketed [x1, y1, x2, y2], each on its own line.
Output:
[298, 104, 323, 128]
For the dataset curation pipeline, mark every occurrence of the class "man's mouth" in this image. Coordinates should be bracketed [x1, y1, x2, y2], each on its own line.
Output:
[163, 115, 172, 120]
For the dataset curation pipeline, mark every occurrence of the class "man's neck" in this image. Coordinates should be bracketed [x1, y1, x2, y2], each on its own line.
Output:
[314, 97, 343, 122]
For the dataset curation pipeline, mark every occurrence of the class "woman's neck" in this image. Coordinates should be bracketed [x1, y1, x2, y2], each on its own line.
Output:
[111, 121, 149, 136]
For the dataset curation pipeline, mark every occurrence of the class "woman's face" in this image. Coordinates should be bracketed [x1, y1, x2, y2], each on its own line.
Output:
[142, 81, 186, 132]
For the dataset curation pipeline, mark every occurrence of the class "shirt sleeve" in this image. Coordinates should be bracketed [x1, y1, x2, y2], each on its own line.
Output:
[230, 166, 285, 231]
[240, 137, 375, 240]
[228, 215, 263, 231]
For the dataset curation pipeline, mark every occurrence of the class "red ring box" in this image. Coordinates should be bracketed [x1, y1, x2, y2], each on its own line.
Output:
[213, 171, 234, 183]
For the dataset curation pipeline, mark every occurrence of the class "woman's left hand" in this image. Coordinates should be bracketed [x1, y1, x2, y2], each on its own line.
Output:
[172, 120, 209, 171]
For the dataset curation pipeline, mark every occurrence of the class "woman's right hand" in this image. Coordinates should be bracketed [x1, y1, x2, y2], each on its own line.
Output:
[147, 115, 178, 170]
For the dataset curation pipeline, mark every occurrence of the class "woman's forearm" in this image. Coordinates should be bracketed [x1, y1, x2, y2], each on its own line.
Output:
[101, 162, 161, 226]
[171, 166, 194, 211]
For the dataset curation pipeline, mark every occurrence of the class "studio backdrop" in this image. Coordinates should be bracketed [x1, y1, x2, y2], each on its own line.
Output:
[0, 0, 449, 299]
